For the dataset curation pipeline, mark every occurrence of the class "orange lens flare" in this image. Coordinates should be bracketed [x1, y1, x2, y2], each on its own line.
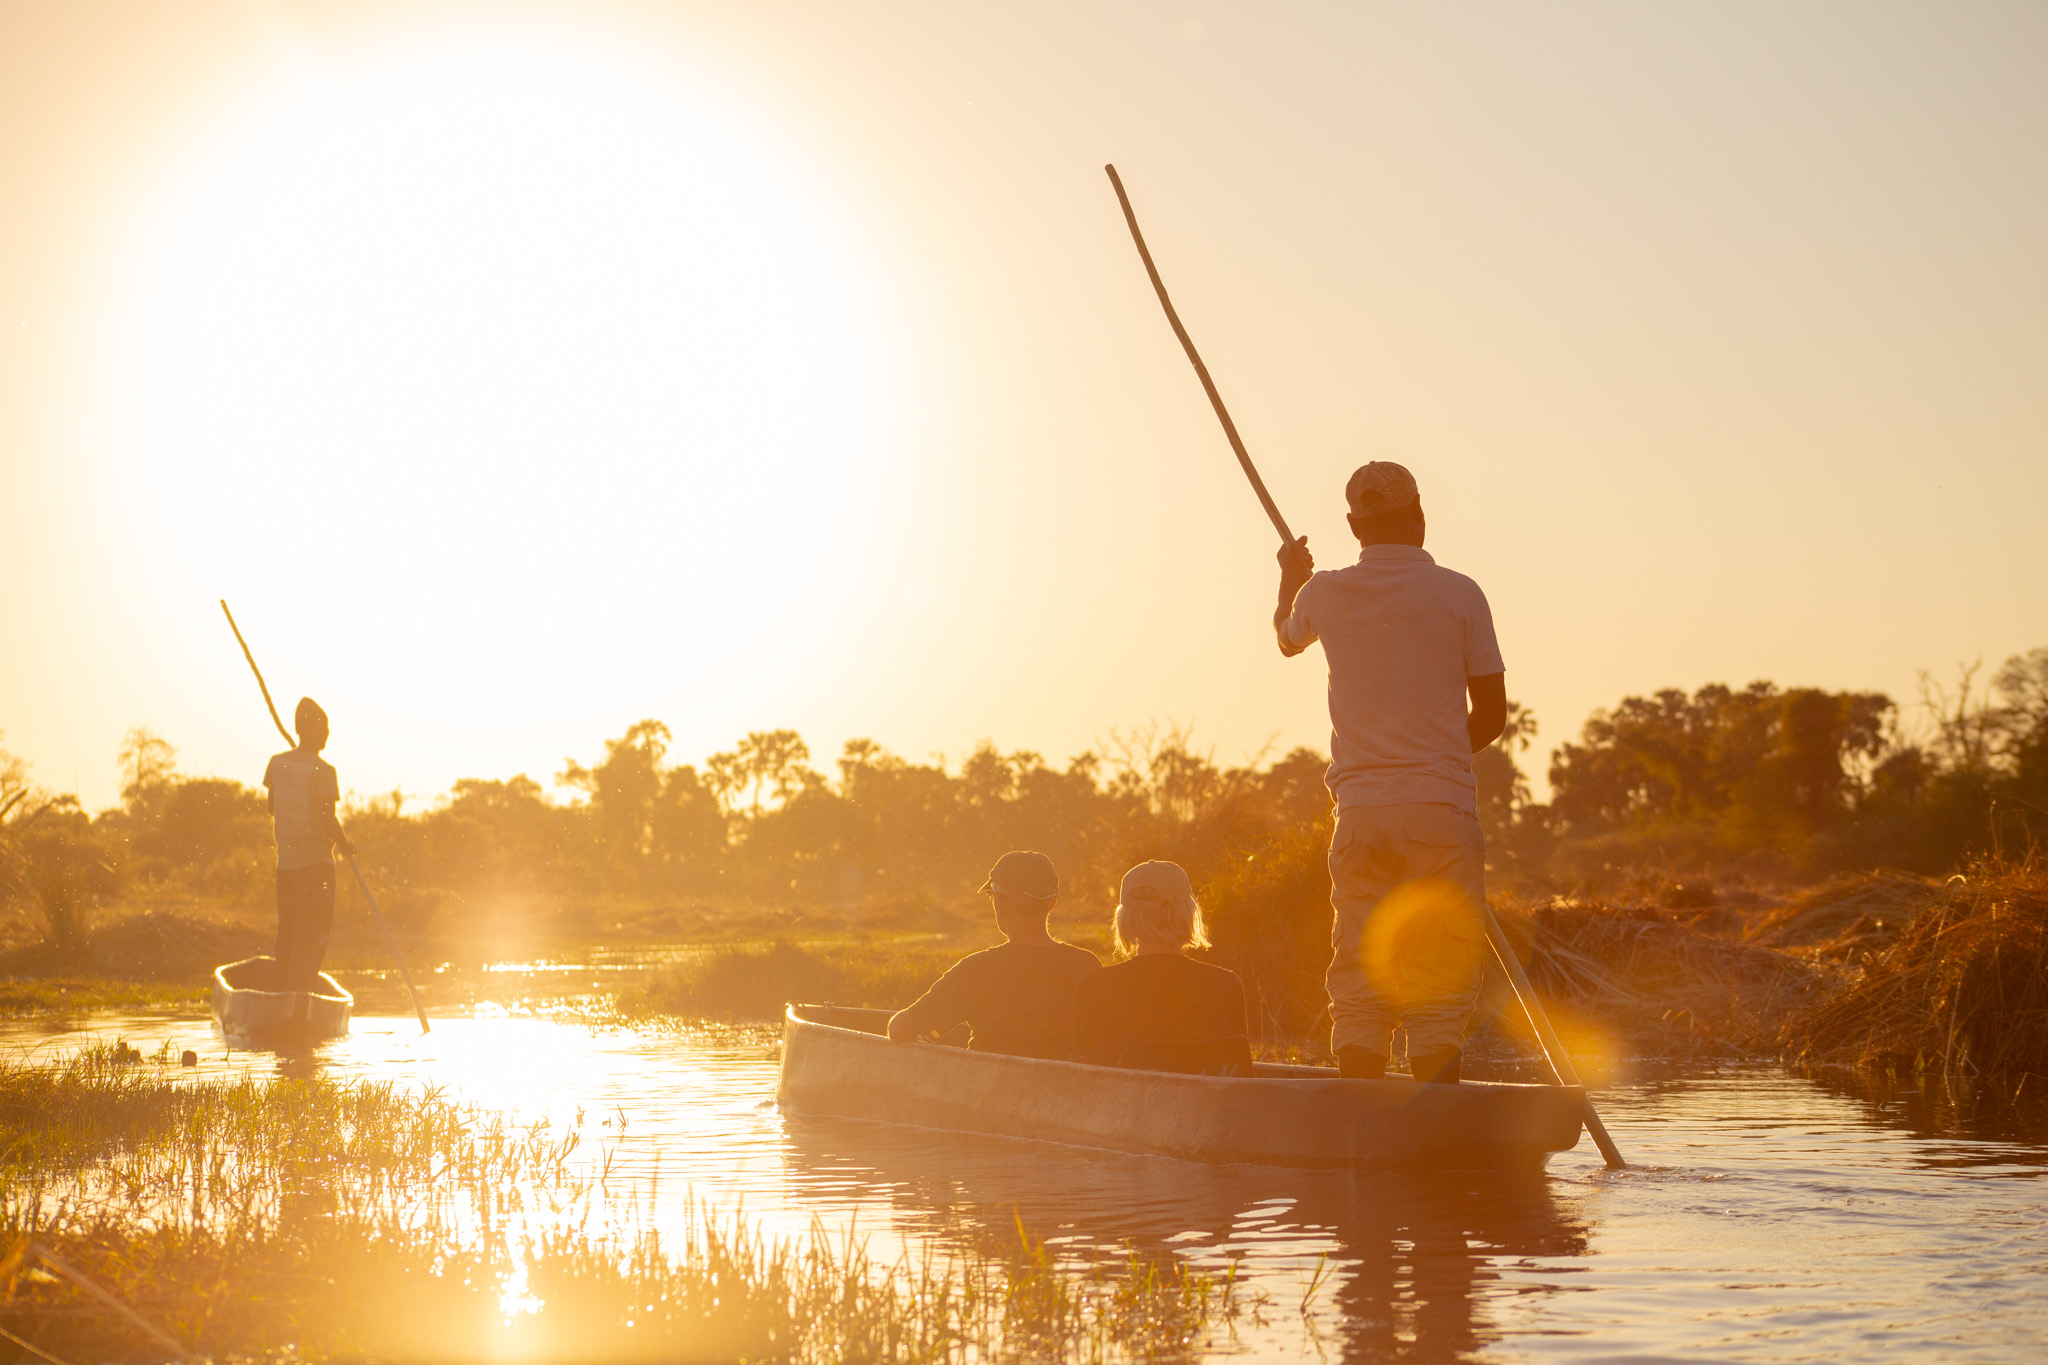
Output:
[1360, 877, 1487, 1005]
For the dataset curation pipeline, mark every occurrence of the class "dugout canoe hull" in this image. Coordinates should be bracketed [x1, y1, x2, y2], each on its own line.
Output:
[778, 1005, 1584, 1171]
[211, 956, 353, 1045]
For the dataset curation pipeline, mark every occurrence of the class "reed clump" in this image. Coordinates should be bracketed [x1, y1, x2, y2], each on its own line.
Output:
[1781, 858, 2048, 1074]
[1492, 900, 1841, 1058]
[1742, 870, 1942, 958]
[0, 1048, 1252, 1361]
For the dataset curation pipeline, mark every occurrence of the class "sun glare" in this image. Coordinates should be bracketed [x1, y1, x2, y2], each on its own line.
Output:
[93, 20, 897, 750]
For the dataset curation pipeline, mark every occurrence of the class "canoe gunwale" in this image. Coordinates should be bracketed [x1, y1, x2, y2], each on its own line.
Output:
[212, 956, 353, 1043]
[779, 1005, 1585, 1171]
[214, 956, 354, 1006]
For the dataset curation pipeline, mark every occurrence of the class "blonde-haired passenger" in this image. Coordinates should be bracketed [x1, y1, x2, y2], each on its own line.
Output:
[1072, 862, 1251, 1075]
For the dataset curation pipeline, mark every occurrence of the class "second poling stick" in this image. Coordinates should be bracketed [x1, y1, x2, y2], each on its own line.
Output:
[219, 599, 430, 1034]
[1104, 165, 1622, 1167]
[344, 853, 430, 1034]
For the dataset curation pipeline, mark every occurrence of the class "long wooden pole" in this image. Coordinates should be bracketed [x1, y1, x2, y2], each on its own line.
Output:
[1104, 164, 1294, 545]
[343, 853, 431, 1034]
[219, 600, 430, 1034]
[1483, 908, 1626, 1168]
[1104, 167, 1624, 1168]
[221, 599, 294, 748]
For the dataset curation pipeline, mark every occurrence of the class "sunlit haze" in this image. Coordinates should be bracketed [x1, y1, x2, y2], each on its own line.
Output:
[3, 1, 2043, 809]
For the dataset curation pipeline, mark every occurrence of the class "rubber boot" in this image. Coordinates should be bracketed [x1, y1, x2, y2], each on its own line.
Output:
[1409, 1047, 1462, 1084]
[1335, 1046, 1387, 1080]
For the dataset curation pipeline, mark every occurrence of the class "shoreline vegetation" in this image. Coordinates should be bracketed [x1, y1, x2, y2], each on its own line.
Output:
[2, 643, 2045, 1077]
[0, 1047, 1262, 1362]
[2, 857, 2043, 1081]
[1, 656, 2044, 1362]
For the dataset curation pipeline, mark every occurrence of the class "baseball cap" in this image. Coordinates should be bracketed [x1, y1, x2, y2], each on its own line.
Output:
[1117, 860, 1194, 909]
[979, 850, 1060, 902]
[1345, 461, 1419, 517]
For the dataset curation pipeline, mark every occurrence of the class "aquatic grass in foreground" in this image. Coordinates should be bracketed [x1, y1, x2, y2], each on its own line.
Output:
[0, 1048, 1258, 1361]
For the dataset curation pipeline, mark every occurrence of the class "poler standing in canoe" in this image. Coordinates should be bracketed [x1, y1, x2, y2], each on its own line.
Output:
[1274, 461, 1507, 1084]
[264, 697, 354, 990]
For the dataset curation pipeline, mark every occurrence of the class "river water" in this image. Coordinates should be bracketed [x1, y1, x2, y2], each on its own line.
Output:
[6, 1008, 2046, 1363]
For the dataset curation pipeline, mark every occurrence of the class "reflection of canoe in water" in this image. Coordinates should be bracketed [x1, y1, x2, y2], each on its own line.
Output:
[211, 956, 352, 1044]
[780, 1005, 1584, 1172]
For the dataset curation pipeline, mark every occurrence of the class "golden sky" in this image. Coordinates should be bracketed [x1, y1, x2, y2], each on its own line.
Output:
[3, 1, 2044, 810]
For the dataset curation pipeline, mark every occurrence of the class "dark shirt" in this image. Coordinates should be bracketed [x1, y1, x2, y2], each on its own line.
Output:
[1072, 954, 1249, 1068]
[892, 940, 1102, 1059]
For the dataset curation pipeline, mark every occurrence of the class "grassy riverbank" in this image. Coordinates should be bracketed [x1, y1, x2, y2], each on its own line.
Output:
[601, 857, 2048, 1078]
[0, 1047, 1259, 1363]
[6, 855, 2044, 1077]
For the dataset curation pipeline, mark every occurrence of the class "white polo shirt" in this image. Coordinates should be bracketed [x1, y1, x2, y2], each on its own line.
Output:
[263, 750, 341, 871]
[1281, 545, 1504, 812]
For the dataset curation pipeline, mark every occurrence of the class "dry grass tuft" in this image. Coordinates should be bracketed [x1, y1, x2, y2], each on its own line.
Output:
[0, 908, 265, 982]
[1781, 858, 2048, 1074]
[1743, 870, 1943, 958]
[1494, 901, 1840, 1058]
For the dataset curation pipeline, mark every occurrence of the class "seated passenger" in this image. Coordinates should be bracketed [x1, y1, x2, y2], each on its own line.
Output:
[1072, 861, 1251, 1075]
[886, 850, 1101, 1059]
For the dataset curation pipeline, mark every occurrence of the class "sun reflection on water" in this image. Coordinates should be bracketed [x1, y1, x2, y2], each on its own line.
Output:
[6, 1009, 2048, 1362]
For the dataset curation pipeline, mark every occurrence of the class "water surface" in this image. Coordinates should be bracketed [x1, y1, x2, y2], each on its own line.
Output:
[7, 1010, 2045, 1362]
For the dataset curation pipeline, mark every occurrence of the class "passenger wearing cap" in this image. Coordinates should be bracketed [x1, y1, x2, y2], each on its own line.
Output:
[1072, 861, 1251, 1075]
[886, 851, 1102, 1059]
[262, 698, 355, 991]
[1274, 461, 1507, 1084]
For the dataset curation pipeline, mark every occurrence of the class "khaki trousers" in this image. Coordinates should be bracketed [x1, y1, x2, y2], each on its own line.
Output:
[1325, 802, 1488, 1060]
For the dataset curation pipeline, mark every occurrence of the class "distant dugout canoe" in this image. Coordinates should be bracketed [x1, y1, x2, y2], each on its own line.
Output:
[212, 956, 353, 1045]
[779, 1005, 1585, 1171]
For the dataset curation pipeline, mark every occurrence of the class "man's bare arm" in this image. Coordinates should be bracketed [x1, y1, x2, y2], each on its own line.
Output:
[1467, 672, 1507, 753]
[320, 805, 355, 859]
[888, 1005, 952, 1043]
[1273, 536, 1314, 657]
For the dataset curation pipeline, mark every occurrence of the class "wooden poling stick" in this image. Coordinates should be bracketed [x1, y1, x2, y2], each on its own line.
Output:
[221, 600, 295, 747]
[1105, 164, 1294, 545]
[218, 600, 431, 1034]
[1481, 906, 1627, 1168]
[344, 853, 431, 1035]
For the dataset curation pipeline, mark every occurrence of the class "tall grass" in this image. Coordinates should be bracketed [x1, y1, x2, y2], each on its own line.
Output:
[0, 1048, 1254, 1361]
[1783, 858, 2048, 1074]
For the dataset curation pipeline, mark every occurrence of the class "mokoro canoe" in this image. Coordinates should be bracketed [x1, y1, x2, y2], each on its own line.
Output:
[211, 956, 352, 1044]
[779, 1005, 1586, 1172]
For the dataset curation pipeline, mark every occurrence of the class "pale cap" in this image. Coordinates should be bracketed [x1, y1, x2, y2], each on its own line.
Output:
[1117, 860, 1194, 910]
[1345, 461, 1419, 517]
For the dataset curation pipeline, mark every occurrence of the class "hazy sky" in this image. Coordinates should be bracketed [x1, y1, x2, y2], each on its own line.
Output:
[3, 1, 2043, 812]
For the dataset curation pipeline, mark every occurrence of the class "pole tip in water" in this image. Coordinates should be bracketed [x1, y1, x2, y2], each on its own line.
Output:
[180, 1050, 198, 1067]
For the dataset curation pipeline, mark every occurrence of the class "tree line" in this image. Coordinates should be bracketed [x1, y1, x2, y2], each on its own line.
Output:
[2, 643, 2042, 944]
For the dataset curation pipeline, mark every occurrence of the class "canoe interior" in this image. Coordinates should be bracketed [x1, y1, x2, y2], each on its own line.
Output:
[216, 956, 352, 1002]
[212, 956, 353, 1044]
[780, 1005, 1586, 1171]
[786, 1003, 1330, 1078]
